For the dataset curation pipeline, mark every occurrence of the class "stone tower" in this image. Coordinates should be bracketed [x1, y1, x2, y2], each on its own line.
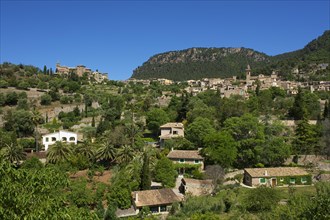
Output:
[246, 64, 251, 84]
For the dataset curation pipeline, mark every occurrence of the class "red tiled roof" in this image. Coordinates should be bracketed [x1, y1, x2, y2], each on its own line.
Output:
[244, 167, 309, 177]
[132, 188, 181, 207]
[167, 150, 203, 160]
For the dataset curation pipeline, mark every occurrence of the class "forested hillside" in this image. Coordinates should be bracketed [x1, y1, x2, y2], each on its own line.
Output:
[132, 30, 330, 81]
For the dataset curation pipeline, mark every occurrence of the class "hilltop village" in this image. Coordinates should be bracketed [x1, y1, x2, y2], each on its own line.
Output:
[129, 64, 330, 98]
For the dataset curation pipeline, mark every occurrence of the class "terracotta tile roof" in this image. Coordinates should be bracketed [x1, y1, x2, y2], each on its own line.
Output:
[160, 123, 184, 128]
[167, 150, 204, 160]
[244, 167, 309, 177]
[132, 188, 181, 208]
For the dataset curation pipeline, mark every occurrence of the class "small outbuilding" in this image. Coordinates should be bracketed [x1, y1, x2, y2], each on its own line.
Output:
[243, 167, 312, 187]
[167, 149, 204, 174]
[131, 188, 181, 214]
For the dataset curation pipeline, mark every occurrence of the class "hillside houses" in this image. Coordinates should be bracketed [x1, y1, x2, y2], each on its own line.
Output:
[55, 63, 108, 83]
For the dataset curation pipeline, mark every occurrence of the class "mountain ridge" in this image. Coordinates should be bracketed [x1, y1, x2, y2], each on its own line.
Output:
[131, 30, 330, 81]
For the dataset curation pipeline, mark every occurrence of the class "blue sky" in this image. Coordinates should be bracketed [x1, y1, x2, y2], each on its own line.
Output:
[1, 0, 329, 80]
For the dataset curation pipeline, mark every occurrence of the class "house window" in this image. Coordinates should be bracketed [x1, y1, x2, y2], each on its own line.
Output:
[179, 159, 185, 163]
[69, 137, 75, 141]
[51, 137, 56, 141]
[301, 177, 307, 183]
[290, 178, 296, 184]
[194, 160, 200, 164]
[173, 131, 178, 135]
[150, 206, 159, 213]
[259, 178, 266, 184]
[160, 205, 167, 212]
[45, 137, 49, 142]
[62, 137, 67, 141]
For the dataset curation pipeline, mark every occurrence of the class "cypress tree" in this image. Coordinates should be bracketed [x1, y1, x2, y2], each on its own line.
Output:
[323, 100, 329, 119]
[140, 153, 151, 190]
[92, 116, 95, 127]
[43, 65, 47, 74]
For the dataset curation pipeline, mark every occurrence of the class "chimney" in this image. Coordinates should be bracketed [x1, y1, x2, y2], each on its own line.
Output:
[171, 147, 174, 151]
[135, 192, 138, 202]
[264, 170, 268, 176]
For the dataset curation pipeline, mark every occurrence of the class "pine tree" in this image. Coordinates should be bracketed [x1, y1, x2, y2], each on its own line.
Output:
[293, 109, 318, 155]
[140, 153, 151, 190]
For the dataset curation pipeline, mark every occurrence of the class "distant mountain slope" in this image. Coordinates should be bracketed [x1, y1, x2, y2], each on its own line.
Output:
[131, 30, 330, 81]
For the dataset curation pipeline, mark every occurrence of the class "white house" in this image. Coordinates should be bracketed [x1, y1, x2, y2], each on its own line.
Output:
[42, 130, 78, 151]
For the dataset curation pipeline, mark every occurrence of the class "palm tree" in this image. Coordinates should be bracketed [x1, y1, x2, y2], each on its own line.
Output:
[47, 141, 73, 164]
[75, 140, 95, 161]
[116, 144, 135, 164]
[96, 140, 117, 164]
[125, 155, 143, 176]
[31, 110, 43, 152]
[1, 143, 26, 166]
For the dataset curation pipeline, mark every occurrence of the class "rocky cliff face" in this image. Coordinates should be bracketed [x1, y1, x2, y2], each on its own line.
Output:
[132, 47, 270, 80]
[147, 47, 268, 64]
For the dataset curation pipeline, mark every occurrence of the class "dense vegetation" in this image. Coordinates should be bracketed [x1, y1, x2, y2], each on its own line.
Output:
[1, 43, 330, 219]
[132, 30, 330, 81]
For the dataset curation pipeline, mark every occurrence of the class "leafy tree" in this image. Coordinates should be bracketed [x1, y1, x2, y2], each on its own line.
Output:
[223, 114, 265, 168]
[164, 137, 195, 150]
[186, 117, 215, 148]
[16, 98, 29, 110]
[0, 161, 98, 219]
[154, 156, 177, 188]
[203, 131, 238, 168]
[108, 170, 132, 209]
[4, 110, 35, 137]
[5, 92, 18, 105]
[243, 186, 281, 212]
[67, 178, 95, 208]
[204, 165, 225, 193]
[21, 156, 44, 169]
[146, 108, 170, 136]
[17, 81, 30, 90]
[217, 95, 248, 123]
[40, 93, 52, 105]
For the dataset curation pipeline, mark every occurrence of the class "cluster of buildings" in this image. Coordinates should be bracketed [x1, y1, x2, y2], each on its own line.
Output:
[185, 65, 330, 97]
[129, 64, 330, 98]
[55, 63, 108, 83]
[38, 122, 315, 218]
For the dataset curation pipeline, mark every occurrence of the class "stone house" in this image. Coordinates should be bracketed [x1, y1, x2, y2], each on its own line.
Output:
[243, 167, 312, 187]
[131, 188, 181, 214]
[159, 123, 184, 146]
[42, 130, 77, 151]
[167, 149, 204, 173]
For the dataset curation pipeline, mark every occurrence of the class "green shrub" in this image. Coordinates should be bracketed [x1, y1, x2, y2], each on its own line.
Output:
[18, 138, 35, 149]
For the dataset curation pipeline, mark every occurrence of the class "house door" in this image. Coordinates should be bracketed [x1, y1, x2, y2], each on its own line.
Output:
[271, 178, 276, 187]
